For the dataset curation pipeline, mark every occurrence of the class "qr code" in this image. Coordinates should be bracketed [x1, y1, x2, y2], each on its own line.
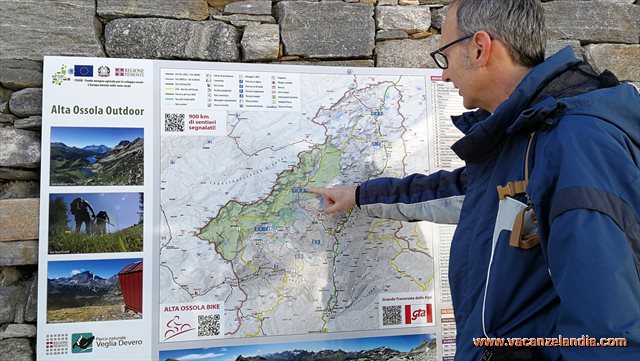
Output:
[165, 113, 185, 132]
[382, 305, 402, 326]
[198, 314, 220, 337]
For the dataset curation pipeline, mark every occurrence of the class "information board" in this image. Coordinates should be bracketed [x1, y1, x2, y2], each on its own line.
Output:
[38, 56, 466, 361]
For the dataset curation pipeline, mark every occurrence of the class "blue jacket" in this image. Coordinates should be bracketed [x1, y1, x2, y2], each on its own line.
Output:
[358, 47, 640, 360]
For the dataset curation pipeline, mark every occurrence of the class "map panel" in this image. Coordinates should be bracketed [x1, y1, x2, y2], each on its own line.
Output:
[160, 69, 437, 341]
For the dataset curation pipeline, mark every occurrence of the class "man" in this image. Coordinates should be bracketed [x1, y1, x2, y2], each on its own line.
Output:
[94, 210, 110, 235]
[70, 197, 95, 235]
[309, 0, 640, 359]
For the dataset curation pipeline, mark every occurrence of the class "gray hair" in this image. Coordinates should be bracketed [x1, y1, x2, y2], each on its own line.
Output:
[454, 0, 546, 68]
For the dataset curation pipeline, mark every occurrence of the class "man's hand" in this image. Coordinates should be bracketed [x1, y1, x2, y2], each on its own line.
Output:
[307, 186, 357, 215]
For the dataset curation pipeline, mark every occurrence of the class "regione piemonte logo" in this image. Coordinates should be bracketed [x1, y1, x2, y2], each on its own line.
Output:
[115, 67, 145, 77]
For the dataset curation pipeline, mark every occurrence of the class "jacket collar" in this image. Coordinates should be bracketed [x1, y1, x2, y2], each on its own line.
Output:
[451, 47, 582, 163]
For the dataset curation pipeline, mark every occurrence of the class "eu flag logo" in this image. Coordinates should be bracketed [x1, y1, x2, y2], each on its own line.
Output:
[73, 65, 93, 77]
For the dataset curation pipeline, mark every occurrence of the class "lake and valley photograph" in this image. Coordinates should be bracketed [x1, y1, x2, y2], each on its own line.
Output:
[50, 127, 144, 186]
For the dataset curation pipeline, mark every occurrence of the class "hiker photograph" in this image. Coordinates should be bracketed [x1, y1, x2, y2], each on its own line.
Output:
[48, 192, 144, 254]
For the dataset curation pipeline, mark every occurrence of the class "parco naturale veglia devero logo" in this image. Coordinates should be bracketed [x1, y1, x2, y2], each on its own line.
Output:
[71, 332, 95, 353]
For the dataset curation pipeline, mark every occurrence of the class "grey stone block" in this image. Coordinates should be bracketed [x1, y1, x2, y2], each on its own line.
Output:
[418, 0, 453, 3]
[544, 1, 640, 44]
[0, 102, 8, 114]
[0, 324, 37, 339]
[0, 286, 23, 323]
[375, 36, 440, 68]
[227, 21, 257, 27]
[554, 0, 635, 3]
[584, 44, 640, 82]
[0, 241, 38, 266]
[0, 128, 41, 168]
[242, 24, 280, 61]
[276, 59, 375, 67]
[0, 86, 11, 103]
[275, 2, 375, 58]
[545, 40, 583, 60]
[23, 275, 37, 323]
[0, 267, 22, 286]
[0, 114, 17, 125]
[431, 5, 449, 30]
[378, 0, 398, 5]
[225, 0, 273, 15]
[0, 168, 39, 181]
[212, 14, 277, 25]
[105, 18, 240, 61]
[376, 5, 431, 32]
[0, 182, 40, 200]
[97, 0, 209, 20]
[376, 30, 409, 41]
[0, 60, 42, 90]
[8, 88, 42, 117]
[0, 0, 104, 61]
[0, 338, 33, 361]
[13, 116, 42, 131]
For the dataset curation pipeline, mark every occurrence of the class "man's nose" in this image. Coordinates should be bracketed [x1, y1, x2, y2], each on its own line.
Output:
[442, 68, 452, 83]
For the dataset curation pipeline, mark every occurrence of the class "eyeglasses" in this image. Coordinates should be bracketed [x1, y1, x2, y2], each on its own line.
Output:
[430, 34, 474, 70]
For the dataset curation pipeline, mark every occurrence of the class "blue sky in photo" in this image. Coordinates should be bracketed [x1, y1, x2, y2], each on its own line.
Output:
[50, 192, 142, 232]
[47, 258, 142, 280]
[160, 333, 434, 361]
[50, 127, 144, 148]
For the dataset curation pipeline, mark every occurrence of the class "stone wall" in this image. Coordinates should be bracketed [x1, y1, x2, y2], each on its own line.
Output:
[0, 0, 638, 359]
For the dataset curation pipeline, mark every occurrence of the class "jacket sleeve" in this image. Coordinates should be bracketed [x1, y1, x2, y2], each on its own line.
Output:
[541, 115, 640, 359]
[357, 167, 467, 223]
[547, 210, 640, 359]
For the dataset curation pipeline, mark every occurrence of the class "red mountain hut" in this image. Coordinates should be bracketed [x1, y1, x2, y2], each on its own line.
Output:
[118, 260, 143, 313]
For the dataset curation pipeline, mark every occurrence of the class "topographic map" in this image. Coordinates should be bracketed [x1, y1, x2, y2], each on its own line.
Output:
[160, 71, 436, 340]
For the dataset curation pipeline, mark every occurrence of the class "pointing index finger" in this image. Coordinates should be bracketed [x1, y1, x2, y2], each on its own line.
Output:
[306, 187, 325, 196]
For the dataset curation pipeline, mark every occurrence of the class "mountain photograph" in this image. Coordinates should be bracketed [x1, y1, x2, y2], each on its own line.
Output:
[232, 342, 437, 361]
[49, 127, 144, 186]
[47, 258, 143, 323]
[161, 334, 437, 361]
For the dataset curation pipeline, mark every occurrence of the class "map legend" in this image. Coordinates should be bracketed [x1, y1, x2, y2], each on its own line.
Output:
[161, 69, 300, 112]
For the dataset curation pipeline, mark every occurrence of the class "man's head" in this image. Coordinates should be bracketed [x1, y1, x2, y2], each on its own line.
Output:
[455, 0, 545, 68]
[436, 0, 546, 111]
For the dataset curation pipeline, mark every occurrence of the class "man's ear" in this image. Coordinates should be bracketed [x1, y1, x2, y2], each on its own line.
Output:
[472, 31, 492, 67]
